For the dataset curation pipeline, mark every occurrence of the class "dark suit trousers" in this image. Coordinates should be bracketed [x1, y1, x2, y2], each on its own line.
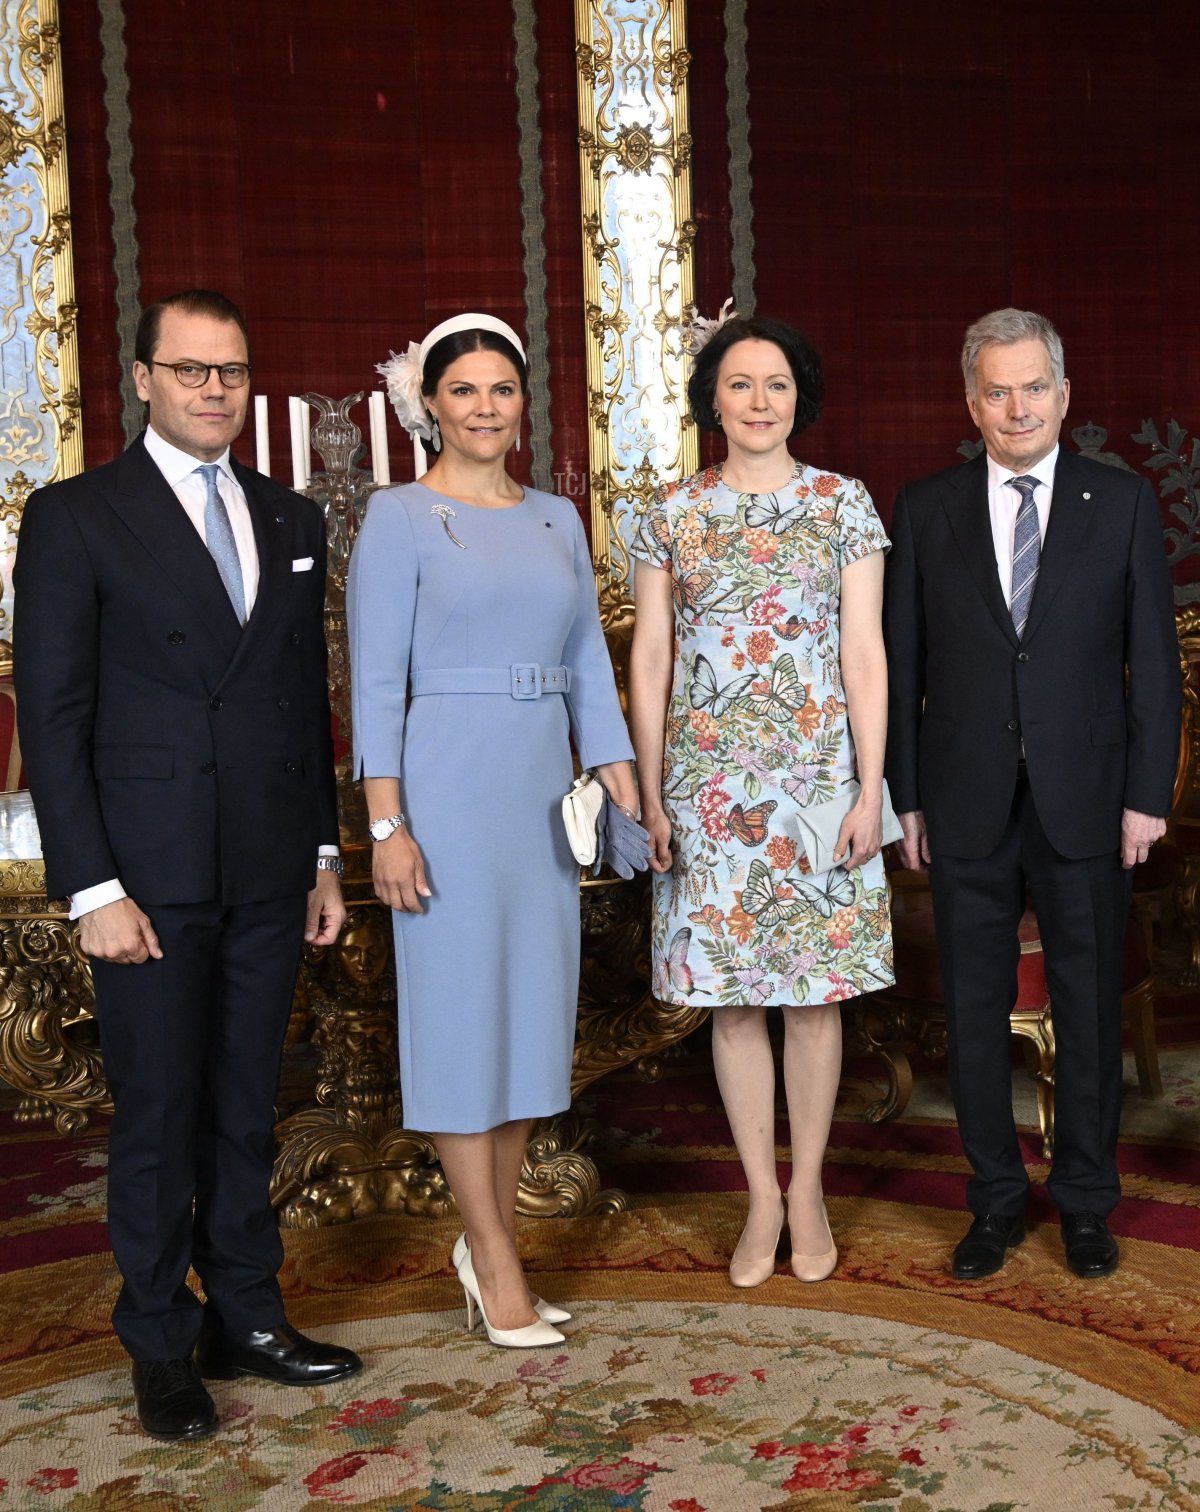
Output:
[930, 777, 1131, 1219]
[90, 893, 306, 1361]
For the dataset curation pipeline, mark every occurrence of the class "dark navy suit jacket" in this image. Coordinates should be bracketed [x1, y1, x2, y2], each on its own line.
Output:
[884, 448, 1180, 860]
[14, 433, 337, 904]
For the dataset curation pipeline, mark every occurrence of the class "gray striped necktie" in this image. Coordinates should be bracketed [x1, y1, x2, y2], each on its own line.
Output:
[1008, 474, 1040, 638]
[197, 464, 246, 625]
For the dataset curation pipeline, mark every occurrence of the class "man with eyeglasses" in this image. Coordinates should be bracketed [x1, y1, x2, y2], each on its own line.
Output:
[14, 289, 362, 1442]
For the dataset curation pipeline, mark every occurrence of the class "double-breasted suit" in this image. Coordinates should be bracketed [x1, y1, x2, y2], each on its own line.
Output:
[885, 447, 1179, 1217]
[14, 433, 337, 1360]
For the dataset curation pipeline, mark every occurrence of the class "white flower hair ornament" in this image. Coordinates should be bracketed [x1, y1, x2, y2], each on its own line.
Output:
[376, 342, 433, 442]
[375, 313, 528, 443]
[680, 296, 738, 357]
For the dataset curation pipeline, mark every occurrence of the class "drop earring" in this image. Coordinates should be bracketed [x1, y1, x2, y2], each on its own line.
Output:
[515, 432, 522, 452]
[431, 417, 442, 453]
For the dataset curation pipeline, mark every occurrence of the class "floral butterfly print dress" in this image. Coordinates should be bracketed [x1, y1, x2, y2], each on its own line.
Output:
[633, 463, 895, 1007]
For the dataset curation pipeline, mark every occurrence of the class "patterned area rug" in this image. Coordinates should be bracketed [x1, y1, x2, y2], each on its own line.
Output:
[2, 1290, 1195, 1511]
[1, 994, 1197, 1510]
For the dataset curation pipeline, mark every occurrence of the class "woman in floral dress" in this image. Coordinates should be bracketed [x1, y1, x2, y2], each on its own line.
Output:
[629, 315, 893, 1287]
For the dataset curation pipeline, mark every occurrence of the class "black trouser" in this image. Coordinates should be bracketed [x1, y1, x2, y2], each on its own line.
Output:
[930, 777, 1131, 1219]
[90, 893, 306, 1362]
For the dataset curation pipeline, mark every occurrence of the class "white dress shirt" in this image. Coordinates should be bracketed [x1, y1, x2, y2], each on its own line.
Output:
[986, 444, 1058, 609]
[70, 428, 335, 920]
[145, 426, 261, 613]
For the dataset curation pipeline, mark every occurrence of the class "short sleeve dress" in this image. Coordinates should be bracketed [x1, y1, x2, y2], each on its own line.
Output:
[632, 462, 895, 1008]
[348, 482, 634, 1134]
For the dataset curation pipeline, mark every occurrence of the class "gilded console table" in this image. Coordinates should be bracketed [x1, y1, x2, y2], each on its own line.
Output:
[0, 790, 106, 1134]
[0, 784, 703, 1224]
[267, 838, 706, 1228]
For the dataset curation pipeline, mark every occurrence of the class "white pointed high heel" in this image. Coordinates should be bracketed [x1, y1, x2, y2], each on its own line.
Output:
[452, 1233, 571, 1325]
[454, 1248, 565, 1349]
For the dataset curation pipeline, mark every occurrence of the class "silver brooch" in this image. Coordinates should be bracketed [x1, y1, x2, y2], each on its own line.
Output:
[430, 500, 466, 550]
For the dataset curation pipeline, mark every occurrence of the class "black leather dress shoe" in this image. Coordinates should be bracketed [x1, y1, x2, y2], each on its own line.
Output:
[195, 1320, 363, 1385]
[1061, 1212, 1120, 1278]
[951, 1213, 1027, 1280]
[132, 1358, 217, 1442]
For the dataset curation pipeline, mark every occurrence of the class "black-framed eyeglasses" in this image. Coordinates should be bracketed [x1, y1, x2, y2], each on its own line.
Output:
[151, 360, 252, 389]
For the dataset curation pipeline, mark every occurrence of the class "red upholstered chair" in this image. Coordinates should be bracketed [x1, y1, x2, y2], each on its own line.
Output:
[0, 640, 24, 791]
[858, 893, 1160, 1158]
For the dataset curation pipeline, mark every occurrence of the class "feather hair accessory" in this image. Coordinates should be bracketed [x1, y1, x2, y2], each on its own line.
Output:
[376, 343, 433, 441]
[680, 296, 738, 357]
[376, 314, 527, 442]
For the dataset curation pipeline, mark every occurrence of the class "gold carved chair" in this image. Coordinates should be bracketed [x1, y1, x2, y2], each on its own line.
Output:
[1167, 608, 1200, 983]
[857, 884, 1162, 1157]
[857, 613, 1197, 1143]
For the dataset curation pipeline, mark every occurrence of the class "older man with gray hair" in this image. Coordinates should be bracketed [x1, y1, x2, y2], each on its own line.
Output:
[884, 307, 1179, 1281]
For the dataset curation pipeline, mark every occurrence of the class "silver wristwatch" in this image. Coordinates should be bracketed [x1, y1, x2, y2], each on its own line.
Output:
[315, 855, 344, 877]
[369, 813, 407, 842]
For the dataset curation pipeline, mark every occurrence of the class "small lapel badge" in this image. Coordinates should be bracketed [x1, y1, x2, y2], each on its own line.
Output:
[1082, 492, 1091, 500]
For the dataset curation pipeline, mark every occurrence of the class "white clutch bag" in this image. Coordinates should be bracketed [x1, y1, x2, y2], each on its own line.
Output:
[785, 779, 904, 874]
[562, 771, 605, 865]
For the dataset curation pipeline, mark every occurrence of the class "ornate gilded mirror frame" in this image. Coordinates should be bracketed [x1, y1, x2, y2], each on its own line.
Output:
[575, 0, 699, 617]
[0, 0, 80, 634]
[0, 2, 96, 1134]
[567, 0, 710, 1146]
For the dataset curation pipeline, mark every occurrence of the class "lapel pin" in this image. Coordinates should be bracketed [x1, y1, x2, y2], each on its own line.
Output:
[1082, 492, 1091, 500]
[275, 515, 285, 523]
[544, 521, 552, 528]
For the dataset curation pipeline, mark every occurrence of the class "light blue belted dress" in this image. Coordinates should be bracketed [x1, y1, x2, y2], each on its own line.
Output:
[347, 481, 634, 1134]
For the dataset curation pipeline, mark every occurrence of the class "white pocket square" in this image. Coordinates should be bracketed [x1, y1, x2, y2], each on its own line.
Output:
[292, 556, 315, 572]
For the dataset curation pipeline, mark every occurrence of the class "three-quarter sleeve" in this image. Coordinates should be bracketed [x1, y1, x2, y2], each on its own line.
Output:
[561, 506, 635, 769]
[836, 477, 891, 569]
[347, 491, 419, 780]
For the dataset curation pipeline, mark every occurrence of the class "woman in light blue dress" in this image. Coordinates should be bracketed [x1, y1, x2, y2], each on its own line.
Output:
[348, 314, 640, 1348]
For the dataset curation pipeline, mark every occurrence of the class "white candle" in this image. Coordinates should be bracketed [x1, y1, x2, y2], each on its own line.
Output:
[300, 401, 313, 489]
[254, 395, 269, 475]
[368, 392, 391, 486]
[288, 397, 307, 492]
[413, 432, 427, 479]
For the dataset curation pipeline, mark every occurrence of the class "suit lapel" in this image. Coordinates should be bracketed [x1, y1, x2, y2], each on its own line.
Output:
[943, 454, 1019, 647]
[107, 437, 243, 661]
[1021, 450, 1099, 644]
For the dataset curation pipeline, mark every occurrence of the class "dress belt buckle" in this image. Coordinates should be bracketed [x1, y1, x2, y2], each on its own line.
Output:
[511, 662, 542, 699]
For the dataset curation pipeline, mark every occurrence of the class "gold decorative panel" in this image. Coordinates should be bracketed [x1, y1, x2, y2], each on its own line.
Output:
[0, 0, 80, 635]
[575, 0, 698, 600]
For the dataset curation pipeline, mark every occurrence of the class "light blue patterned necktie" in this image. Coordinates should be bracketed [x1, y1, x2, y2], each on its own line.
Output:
[1008, 474, 1040, 639]
[197, 463, 246, 625]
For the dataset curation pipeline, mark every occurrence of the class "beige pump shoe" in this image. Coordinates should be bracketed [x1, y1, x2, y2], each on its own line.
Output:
[729, 1199, 786, 1288]
[790, 1203, 838, 1283]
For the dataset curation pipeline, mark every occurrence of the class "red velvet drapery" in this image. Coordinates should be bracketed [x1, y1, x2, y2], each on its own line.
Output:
[62, 3, 1200, 584]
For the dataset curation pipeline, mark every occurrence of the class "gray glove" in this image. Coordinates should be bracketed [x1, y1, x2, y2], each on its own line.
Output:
[593, 797, 654, 880]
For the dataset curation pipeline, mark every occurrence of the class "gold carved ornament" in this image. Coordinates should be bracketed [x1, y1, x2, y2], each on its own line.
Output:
[1, 0, 82, 484]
